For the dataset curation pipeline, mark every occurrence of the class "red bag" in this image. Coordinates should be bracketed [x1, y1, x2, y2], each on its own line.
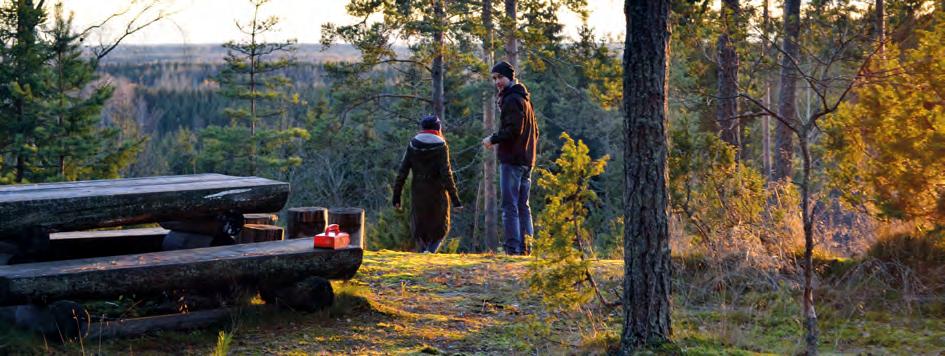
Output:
[314, 224, 350, 249]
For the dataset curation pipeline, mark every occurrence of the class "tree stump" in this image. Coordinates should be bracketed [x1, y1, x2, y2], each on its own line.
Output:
[238, 224, 284, 244]
[328, 207, 365, 248]
[260, 276, 333, 312]
[244, 213, 278, 225]
[287, 207, 328, 239]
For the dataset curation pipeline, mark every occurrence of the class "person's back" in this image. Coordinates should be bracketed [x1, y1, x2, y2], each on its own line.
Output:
[393, 116, 461, 253]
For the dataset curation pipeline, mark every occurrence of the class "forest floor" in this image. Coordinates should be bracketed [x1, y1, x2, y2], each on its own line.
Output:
[3, 250, 945, 355]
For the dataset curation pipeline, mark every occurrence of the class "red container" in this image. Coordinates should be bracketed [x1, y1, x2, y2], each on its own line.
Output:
[314, 224, 350, 249]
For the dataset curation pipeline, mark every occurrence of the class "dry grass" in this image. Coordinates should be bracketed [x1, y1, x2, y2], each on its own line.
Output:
[1, 248, 944, 355]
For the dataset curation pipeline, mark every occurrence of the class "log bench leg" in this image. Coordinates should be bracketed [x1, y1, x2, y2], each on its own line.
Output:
[160, 212, 245, 250]
[0, 301, 88, 341]
[259, 277, 334, 312]
[1, 227, 51, 265]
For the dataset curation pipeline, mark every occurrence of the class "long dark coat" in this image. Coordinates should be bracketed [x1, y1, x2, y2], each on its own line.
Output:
[392, 133, 461, 252]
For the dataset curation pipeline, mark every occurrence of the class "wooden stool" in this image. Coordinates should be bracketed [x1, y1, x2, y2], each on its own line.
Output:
[243, 213, 278, 225]
[287, 207, 327, 239]
[238, 224, 284, 244]
[328, 207, 365, 248]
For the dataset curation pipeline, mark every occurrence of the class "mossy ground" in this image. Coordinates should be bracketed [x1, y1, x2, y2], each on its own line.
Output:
[1, 250, 943, 355]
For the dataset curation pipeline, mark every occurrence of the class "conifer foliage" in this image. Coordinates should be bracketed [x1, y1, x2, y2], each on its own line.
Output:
[825, 12, 945, 227]
[528, 132, 608, 311]
[0, 1, 142, 183]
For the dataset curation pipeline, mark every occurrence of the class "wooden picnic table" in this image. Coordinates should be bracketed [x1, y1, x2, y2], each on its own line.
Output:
[0, 174, 290, 238]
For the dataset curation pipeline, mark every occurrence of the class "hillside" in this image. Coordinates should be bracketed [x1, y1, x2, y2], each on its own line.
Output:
[4, 250, 943, 355]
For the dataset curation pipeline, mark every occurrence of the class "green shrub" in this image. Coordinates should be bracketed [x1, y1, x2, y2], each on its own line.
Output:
[529, 132, 609, 311]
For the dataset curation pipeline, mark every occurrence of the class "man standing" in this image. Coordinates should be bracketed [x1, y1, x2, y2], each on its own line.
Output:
[482, 61, 538, 255]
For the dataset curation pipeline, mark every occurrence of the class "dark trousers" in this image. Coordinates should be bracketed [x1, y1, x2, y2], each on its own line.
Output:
[500, 164, 534, 254]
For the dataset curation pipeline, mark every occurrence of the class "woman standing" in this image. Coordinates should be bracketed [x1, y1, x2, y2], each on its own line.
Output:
[392, 115, 462, 253]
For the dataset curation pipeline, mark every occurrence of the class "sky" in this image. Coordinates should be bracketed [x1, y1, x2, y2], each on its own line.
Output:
[58, 0, 627, 45]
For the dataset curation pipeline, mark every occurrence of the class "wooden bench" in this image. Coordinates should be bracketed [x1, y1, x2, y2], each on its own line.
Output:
[0, 174, 364, 338]
[0, 238, 361, 306]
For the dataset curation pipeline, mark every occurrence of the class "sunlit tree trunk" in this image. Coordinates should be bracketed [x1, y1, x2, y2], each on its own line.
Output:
[482, 0, 499, 251]
[774, 0, 800, 181]
[716, 0, 740, 153]
[504, 0, 517, 67]
[619, 0, 672, 352]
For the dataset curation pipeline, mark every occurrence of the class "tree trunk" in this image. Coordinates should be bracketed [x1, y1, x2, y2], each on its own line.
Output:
[482, 0, 499, 251]
[774, 0, 800, 181]
[504, 0, 517, 67]
[762, 0, 772, 179]
[248, 1, 261, 176]
[876, 0, 885, 56]
[619, 0, 672, 352]
[799, 138, 819, 355]
[716, 0, 740, 151]
[432, 0, 446, 122]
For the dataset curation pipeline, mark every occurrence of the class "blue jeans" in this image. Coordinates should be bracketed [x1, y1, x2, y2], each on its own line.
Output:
[500, 164, 534, 254]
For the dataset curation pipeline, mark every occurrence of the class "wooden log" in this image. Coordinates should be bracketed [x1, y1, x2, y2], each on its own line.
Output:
[0, 174, 290, 238]
[244, 213, 277, 225]
[161, 230, 234, 251]
[238, 224, 284, 244]
[86, 308, 231, 339]
[260, 276, 333, 311]
[0, 301, 88, 340]
[328, 207, 365, 248]
[47, 228, 168, 261]
[159, 212, 244, 238]
[0, 242, 19, 265]
[286, 207, 327, 239]
[0, 239, 362, 306]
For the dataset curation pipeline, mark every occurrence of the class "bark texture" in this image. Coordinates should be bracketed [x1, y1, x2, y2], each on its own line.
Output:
[774, 0, 801, 181]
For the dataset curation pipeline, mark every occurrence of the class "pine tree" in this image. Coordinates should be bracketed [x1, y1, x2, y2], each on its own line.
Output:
[0, 0, 50, 183]
[201, 0, 307, 177]
[825, 12, 945, 228]
[43, 3, 142, 181]
[529, 132, 608, 311]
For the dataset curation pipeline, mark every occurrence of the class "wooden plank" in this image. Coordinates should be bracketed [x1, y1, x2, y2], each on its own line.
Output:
[0, 239, 362, 306]
[86, 308, 232, 339]
[47, 228, 168, 261]
[0, 174, 289, 238]
[0, 174, 236, 195]
[50, 228, 169, 241]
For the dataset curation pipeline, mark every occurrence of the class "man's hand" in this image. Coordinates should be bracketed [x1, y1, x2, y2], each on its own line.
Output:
[481, 136, 493, 149]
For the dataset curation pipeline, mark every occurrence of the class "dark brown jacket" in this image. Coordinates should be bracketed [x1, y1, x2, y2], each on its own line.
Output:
[489, 82, 538, 167]
[392, 133, 461, 250]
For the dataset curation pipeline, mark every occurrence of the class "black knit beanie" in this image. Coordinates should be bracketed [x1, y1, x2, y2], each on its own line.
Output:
[491, 61, 515, 81]
[420, 115, 441, 131]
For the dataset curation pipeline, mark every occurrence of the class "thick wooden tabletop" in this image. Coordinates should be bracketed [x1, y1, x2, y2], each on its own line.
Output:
[0, 174, 289, 237]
